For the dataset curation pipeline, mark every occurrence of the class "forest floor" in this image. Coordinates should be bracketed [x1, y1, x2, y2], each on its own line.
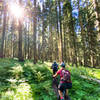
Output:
[52, 79, 59, 99]
[0, 58, 100, 100]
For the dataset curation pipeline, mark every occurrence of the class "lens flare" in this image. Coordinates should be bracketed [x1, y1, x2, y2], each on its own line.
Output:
[9, 3, 24, 19]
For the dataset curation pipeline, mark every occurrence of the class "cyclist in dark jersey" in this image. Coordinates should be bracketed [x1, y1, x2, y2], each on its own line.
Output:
[51, 61, 58, 75]
[53, 62, 72, 100]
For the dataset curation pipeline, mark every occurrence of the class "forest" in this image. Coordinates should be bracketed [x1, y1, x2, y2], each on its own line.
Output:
[0, 0, 100, 100]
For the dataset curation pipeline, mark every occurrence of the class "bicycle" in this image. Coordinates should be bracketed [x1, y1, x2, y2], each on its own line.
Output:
[58, 90, 70, 100]
[53, 77, 58, 87]
[53, 77, 70, 100]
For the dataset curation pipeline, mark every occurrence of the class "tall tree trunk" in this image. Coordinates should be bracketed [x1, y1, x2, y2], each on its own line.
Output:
[33, 0, 37, 64]
[78, 0, 86, 66]
[0, 4, 7, 58]
[41, 3, 45, 63]
[58, 0, 63, 61]
[93, 0, 100, 67]
[63, 27, 67, 62]
[28, 22, 30, 59]
[55, 0, 59, 61]
[0, 0, 3, 23]
[93, 0, 100, 41]
[48, 0, 53, 62]
[49, 26, 53, 61]
[18, 0, 24, 61]
[24, 27, 27, 59]
[11, 19, 15, 58]
[71, 20, 77, 66]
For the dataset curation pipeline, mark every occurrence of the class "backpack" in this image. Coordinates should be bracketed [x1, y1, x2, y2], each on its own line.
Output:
[52, 64, 58, 71]
[61, 70, 71, 82]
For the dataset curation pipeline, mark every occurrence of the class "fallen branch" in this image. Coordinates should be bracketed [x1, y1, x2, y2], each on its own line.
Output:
[80, 75, 100, 84]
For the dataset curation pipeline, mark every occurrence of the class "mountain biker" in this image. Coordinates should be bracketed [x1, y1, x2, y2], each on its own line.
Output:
[53, 62, 72, 100]
[51, 61, 58, 75]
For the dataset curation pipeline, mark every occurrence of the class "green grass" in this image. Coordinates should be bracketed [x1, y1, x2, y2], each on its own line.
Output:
[68, 66, 100, 100]
[69, 66, 100, 79]
[0, 59, 56, 100]
[0, 58, 100, 100]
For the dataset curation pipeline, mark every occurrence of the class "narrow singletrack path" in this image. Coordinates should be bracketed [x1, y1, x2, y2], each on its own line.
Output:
[52, 78, 59, 100]
[52, 78, 71, 100]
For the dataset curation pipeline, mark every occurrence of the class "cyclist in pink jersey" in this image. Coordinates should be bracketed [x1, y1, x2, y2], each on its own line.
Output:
[53, 62, 72, 100]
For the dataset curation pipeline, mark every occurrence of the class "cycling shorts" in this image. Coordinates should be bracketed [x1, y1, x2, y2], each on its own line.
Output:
[58, 82, 72, 92]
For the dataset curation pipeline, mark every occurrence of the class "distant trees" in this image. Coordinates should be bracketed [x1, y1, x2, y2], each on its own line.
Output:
[0, 0, 99, 67]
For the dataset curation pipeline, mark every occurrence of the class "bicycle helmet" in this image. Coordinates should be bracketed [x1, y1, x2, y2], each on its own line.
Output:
[60, 62, 65, 68]
[54, 61, 56, 64]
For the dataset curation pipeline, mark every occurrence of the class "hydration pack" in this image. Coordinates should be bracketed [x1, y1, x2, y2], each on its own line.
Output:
[61, 70, 71, 82]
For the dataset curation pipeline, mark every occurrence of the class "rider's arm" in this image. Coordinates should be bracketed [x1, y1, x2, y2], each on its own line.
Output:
[53, 69, 60, 77]
[53, 73, 58, 77]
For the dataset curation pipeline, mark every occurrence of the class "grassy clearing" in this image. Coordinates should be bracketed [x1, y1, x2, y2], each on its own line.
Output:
[0, 58, 100, 100]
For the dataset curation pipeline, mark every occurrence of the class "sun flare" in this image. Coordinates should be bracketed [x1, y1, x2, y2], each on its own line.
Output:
[9, 3, 24, 18]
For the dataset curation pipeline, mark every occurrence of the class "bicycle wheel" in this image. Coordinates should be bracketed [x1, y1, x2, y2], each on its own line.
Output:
[58, 95, 60, 100]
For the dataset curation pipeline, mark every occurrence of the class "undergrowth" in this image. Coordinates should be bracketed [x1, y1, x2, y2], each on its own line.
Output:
[0, 58, 100, 100]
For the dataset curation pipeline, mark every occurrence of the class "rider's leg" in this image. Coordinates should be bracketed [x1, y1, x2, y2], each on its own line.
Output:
[53, 69, 55, 75]
[66, 89, 68, 96]
[58, 83, 64, 100]
[58, 90, 64, 100]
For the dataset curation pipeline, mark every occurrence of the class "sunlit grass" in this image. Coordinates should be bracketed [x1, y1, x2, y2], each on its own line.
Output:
[93, 71, 100, 79]
[44, 62, 52, 66]
[68, 66, 100, 79]
[0, 83, 34, 100]
[14, 83, 33, 100]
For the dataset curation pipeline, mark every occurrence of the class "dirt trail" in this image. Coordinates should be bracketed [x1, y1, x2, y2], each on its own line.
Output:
[52, 78, 59, 100]
[52, 78, 71, 100]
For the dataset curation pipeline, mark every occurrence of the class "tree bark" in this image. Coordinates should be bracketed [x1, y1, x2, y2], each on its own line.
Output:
[55, 0, 59, 61]
[18, 0, 24, 61]
[33, 0, 37, 64]
[93, 0, 100, 41]
[78, 0, 86, 66]
[0, 4, 7, 58]
[58, 0, 63, 61]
